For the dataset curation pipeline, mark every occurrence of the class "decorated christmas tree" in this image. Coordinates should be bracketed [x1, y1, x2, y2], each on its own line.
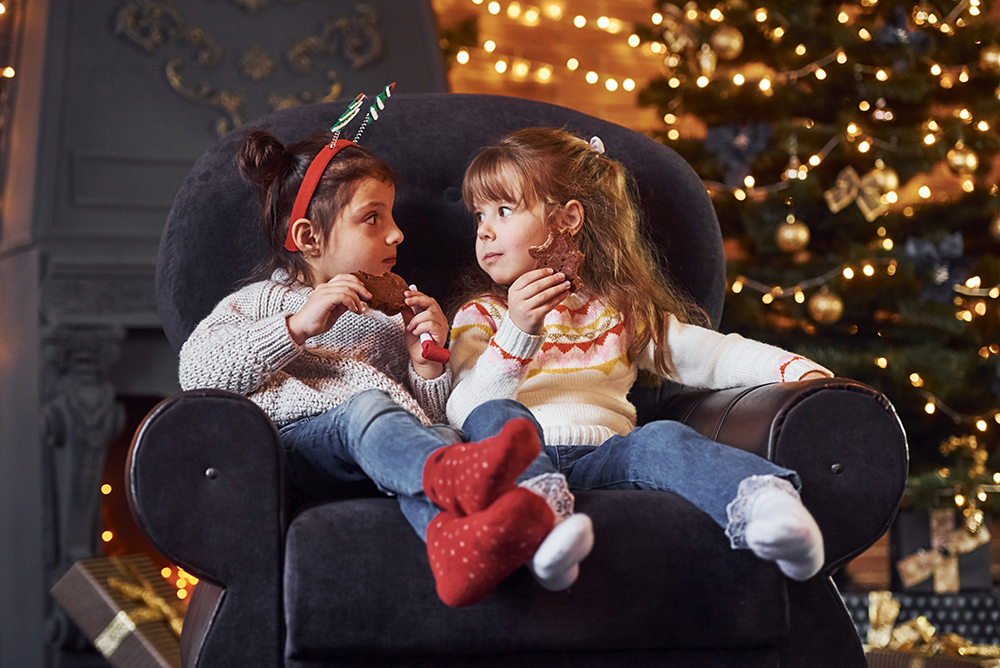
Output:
[636, 0, 1000, 521]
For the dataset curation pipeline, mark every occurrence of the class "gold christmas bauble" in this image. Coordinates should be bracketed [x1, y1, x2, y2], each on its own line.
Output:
[947, 141, 979, 175]
[775, 218, 811, 252]
[710, 25, 744, 60]
[981, 43, 1000, 74]
[870, 160, 899, 192]
[808, 289, 844, 324]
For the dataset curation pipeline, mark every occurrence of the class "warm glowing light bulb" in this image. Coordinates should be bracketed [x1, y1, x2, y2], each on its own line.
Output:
[514, 61, 529, 77]
[734, 189, 746, 201]
[733, 73, 745, 85]
[815, 68, 827, 80]
[910, 373, 923, 387]
[623, 78, 635, 91]
[507, 2, 521, 18]
[838, 11, 849, 22]
[978, 419, 988, 431]
[628, 34, 640, 47]
[755, 8, 768, 21]
[955, 494, 965, 506]
[876, 69, 888, 81]
[668, 77, 680, 88]
[732, 280, 744, 293]
[101, 483, 112, 495]
[710, 8, 724, 21]
[924, 134, 936, 145]
[919, 186, 931, 198]
[537, 66, 552, 81]
[837, 51, 847, 64]
[863, 264, 875, 276]
[547, 3, 562, 19]
[931, 64, 942, 75]
[762, 293, 774, 304]
[809, 155, 821, 166]
[759, 78, 771, 91]
[1, 67, 13, 78]
[697, 76, 709, 87]
[875, 357, 888, 368]
[667, 128, 680, 140]
[968, 276, 982, 289]
[573, 15, 585, 27]
[177, 589, 188, 600]
[843, 267, 855, 279]
[566, 57, 579, 70]
[102, 531, 113, 542]
[605, 78, 618, 91]
[978, 121, 990, 131]
[744, 175, 755, 188]
[925, 401, 936, 414]
[456, 50, 470, 64]
[586, 71, 598, 84]
[597, 16, 610, 29]
[795, 44, 806, 56]
[495, 59, 507, 73]
[859, 28, 871, 40]
[484, 40, 496, 52]
[652, 12, 663, 24]
[858, 140, 871, 152]
[488, 1, 500, 14]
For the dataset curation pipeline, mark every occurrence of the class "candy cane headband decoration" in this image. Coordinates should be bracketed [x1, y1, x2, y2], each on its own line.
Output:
[283, 83, 395, 252]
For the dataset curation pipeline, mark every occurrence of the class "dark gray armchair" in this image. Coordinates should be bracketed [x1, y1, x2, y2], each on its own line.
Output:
[127, 93, 908, 668]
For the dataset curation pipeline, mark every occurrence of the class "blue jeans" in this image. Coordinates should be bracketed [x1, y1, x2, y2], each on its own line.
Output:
[279, 389, 455, 540]
[462, 399, 799, 530]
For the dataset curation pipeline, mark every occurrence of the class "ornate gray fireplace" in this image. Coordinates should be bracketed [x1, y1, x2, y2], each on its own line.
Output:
[0, 1, 446, 664]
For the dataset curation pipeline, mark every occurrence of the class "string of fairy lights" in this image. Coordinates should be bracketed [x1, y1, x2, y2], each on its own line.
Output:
[99, 480, 198, 601]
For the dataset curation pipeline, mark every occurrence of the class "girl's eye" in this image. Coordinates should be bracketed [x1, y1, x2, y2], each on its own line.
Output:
[476, 212, 485, 223]
[365, 213, 378, 225]
[499, 205, 514, 217]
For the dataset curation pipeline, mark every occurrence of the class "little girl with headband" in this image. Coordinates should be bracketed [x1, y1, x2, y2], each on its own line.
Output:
[448, 127, 834, 585]
[178, 93, 580, 607]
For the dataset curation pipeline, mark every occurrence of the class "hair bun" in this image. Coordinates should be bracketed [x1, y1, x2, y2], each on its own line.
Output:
[237, 129, 294, 193]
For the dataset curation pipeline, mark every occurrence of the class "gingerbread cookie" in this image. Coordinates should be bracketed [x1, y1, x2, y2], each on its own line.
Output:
[353, 271, 408, 316]
[528, 230, 585, 292]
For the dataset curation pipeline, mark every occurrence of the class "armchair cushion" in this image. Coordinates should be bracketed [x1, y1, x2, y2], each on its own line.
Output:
[283, 493, 787, 659]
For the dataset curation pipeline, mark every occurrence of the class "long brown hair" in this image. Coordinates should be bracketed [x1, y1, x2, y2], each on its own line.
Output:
[458, 127, 708, 377]
[236, 128, 396, 284]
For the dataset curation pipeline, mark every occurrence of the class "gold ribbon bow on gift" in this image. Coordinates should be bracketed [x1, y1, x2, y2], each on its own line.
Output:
[823, 166, 889, 222]
[866, 590, 1000, 665]
[93, 558, 185, 658]
[895, 508, 991, 594]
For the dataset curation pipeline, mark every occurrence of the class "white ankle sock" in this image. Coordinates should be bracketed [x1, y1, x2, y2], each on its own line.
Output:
[726, 476, 824, 581]
[530, 513, 594, 591]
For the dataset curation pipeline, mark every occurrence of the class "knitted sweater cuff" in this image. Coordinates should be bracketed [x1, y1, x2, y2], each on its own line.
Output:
[409, 363, 452, 417]
[254, 313, 303, 370]
[492, 316, 544, 363]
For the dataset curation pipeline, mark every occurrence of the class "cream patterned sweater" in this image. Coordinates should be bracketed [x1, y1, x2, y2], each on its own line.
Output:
[179, 271, 451, 427]
[447, 292, 832, 446]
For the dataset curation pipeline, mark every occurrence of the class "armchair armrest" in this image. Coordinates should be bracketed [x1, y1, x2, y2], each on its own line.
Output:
[126, 389, 285, 668]
[654, 377, 908, 572]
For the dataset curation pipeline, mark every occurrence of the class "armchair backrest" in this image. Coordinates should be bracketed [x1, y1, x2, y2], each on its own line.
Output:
[157, 93, 725, 351]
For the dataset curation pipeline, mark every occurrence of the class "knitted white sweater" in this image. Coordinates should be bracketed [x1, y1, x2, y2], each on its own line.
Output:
[179, 271, 451, 427]
[447, 292, 832, 447]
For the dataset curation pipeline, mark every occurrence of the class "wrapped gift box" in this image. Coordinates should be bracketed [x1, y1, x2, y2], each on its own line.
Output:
[843, 591, 1000, 646]
[890, 509, 992, 593]
[865, 647, 995, 667]
[50, 554, 183, 668]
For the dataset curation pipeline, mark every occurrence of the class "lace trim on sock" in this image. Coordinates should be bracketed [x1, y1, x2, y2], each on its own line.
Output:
[519, 473, 574, 522]
[725, 475, 799, 550]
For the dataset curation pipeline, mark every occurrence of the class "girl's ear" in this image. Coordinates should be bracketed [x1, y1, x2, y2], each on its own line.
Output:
[289, 218, 322, 255]
[556, 200, 585, 236]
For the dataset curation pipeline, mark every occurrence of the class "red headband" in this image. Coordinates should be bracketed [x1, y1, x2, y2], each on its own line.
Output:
[283, 138, 357, 252]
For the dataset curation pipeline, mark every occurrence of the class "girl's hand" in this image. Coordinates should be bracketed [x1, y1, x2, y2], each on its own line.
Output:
[402, 289, 448, 379]
[286, 274, 371, 345]
[507, 268, 571, 335]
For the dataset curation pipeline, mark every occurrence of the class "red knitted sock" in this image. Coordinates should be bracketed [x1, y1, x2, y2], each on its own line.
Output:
[423, 417, 540, 516]
[427, 488, 555, 607]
